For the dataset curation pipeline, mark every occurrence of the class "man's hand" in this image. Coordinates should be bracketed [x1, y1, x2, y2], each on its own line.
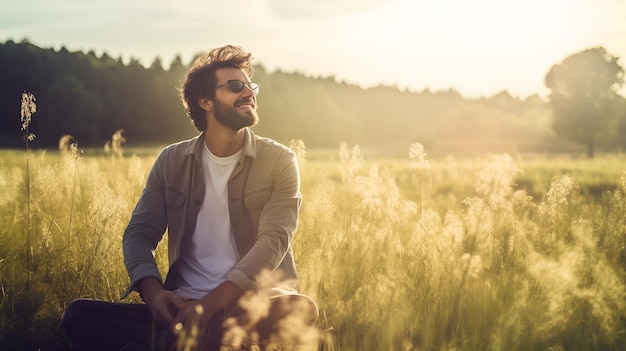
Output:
[173, 281, 243, 332]
[172, 299, 211, 332]
[138, 277, 187, 328]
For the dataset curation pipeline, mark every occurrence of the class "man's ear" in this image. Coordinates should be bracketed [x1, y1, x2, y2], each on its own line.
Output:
[198, 97, 213, 112]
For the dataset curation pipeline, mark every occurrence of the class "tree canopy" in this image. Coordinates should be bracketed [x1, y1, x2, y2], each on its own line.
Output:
[3, 40, 625, 157]
[545, 47, 625, 158]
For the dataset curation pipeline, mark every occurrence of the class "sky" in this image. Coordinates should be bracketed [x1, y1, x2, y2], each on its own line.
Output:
[2, 0, 626, 98]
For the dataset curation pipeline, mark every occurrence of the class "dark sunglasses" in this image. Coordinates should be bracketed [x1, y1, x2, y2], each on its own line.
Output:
[214, 80, 260, 95]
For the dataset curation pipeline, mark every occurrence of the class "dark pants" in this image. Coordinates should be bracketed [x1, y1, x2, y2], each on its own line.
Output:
[62, 294, 318, 351]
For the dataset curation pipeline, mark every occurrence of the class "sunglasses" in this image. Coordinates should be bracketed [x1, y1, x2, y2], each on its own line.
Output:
[214, 80, 260, 95]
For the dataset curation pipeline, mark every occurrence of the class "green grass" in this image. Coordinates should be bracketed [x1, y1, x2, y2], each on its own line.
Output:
[1, 147, 625, 350]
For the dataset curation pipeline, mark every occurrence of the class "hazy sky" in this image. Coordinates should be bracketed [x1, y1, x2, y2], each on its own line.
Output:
[2, 0, 625, 98]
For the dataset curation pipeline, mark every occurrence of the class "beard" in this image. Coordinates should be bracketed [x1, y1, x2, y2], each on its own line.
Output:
[213, 98, 259, 131]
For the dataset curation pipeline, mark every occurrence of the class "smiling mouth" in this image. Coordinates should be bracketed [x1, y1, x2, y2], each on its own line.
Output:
[236, 101, 255, 110]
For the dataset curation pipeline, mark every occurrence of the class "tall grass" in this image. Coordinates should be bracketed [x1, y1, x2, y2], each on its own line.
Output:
[19, 92, 36, 286]
[1, 137, 625, 349]
[0, 143, 150, 349]
[294, 149, 626, 350]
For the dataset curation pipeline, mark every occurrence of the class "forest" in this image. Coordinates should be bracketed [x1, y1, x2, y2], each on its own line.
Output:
[1, 39, 625, 157]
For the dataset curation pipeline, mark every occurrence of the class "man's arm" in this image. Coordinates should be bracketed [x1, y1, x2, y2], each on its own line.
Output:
[227, 148, 301, 292]
[123, 155, 178, 324]
[121, 153, 169, 299]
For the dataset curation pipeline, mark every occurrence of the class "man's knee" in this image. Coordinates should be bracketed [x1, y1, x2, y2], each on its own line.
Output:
[270, 294, 319, 326]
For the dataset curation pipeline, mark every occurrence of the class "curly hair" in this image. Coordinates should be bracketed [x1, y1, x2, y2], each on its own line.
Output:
[180, 45, 254, 131]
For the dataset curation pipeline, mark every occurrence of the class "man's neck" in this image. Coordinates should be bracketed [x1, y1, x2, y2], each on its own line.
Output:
[204, 127, 245, 157]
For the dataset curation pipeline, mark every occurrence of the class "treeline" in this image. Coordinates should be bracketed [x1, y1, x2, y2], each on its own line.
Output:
[0, 39, 194, 148]
[0, 39, 584, 155]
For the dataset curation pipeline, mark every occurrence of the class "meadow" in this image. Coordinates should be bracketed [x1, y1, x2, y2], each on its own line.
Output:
[1, 142, 625, 350]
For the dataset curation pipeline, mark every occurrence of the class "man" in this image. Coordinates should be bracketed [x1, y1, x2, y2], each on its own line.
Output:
[63, 45, 318, 350]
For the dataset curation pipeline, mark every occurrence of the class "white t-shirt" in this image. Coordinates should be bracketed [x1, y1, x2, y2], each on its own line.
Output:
[174, 143, 242, 299]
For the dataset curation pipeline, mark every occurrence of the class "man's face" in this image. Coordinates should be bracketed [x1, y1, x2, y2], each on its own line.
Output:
[211, 68, 259, 131]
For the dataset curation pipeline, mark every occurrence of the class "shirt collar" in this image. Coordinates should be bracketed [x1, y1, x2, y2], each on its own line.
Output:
[186, 127, 257, 159]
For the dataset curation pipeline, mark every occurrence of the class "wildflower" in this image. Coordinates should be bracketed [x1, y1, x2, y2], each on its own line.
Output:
[20, 92, 37, 141]
[20, 92, 36, 130]
[339, 142, 363, 183]
[475, 154, 520, 209]
[111, 129, 126, 157]
[105, 129, 126, 158]
[545, 174, 574, 207]
[408, 142, 430, 169]
[58, 135, 74, 154]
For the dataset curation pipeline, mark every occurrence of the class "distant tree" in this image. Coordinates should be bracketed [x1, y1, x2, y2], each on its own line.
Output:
[168, 55, 187, 82]
[545, 47, 625, 157]
[150, 57, 164, 71]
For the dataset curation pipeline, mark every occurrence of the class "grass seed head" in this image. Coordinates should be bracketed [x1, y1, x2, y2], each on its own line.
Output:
[20, 92, 36, 131]
[409, 142, 430, 169]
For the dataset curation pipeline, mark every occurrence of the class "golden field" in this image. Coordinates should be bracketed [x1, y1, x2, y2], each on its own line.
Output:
[1, 144, 625, 350]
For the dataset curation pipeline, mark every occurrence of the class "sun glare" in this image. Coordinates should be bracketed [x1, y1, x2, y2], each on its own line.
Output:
[332, 0, 591, 96]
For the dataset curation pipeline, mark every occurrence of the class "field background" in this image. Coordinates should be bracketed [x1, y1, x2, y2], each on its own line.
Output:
[1, 144, 625, 350]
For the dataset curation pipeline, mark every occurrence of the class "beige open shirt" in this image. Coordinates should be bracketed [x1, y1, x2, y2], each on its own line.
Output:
[121, 128, 301, 299]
